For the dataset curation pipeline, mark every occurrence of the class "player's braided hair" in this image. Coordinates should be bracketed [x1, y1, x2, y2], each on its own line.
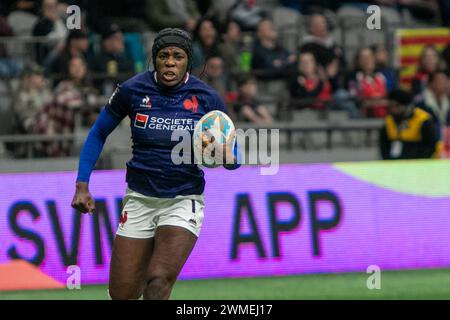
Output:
[151, 28, 193, 73]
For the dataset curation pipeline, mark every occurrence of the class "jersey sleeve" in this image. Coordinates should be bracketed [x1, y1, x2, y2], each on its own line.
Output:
[105, 84, 131, 120]
[76, 108, 122, 182]
[210, 91, 229, 114]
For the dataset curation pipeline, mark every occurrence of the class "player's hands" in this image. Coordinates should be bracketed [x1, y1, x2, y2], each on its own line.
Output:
[200, 130, 236, 165]
[71, 182, 96, 214]
[223, 130, 237, 165]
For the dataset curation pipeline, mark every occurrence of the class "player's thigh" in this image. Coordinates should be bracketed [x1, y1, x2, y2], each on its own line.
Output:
[146, 226, 197, 284]
[109, 235, 154, 299]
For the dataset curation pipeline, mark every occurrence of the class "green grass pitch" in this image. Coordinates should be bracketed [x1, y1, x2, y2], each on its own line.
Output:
[1, 268, 450, 300]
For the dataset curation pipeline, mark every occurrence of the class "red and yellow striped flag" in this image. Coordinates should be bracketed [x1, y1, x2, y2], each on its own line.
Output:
[396, 28, 450, 90]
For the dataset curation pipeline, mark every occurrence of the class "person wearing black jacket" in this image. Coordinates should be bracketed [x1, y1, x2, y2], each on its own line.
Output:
[88, 24, 133, 76]
[415, 71, 450, 138]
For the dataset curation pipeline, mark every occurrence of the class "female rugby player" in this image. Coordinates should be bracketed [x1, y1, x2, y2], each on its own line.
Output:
[71, 28, 239, 300]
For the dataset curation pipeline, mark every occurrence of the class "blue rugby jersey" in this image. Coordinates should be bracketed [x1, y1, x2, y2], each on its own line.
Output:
[105, 71, 231, 198]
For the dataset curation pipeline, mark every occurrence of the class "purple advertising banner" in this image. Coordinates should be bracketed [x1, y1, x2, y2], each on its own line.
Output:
[1, 161, 450, 286]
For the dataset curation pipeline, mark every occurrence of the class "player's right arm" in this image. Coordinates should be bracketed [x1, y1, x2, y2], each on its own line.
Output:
[72, 86, 129, 214]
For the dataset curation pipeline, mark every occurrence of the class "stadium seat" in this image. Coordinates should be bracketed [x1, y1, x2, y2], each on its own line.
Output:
[6, 11, 38, 37]
[273, 7, 301, 30]
[273, 7, 302, 52]
[0, 158, 80, 173]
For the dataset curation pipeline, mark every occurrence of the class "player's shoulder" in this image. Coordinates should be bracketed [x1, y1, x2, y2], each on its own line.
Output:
[120, 71, 154, 91]
[187, 75, 226, 113]
[187, 74, 222, 101]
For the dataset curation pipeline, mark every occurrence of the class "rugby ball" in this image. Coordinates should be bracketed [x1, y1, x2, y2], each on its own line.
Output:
[193, 110, 235, 168]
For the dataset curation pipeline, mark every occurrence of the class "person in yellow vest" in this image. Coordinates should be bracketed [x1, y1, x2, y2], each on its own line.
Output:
[379, 89, 443, 160]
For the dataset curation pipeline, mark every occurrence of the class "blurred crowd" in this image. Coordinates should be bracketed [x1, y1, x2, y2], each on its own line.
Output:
[0, 0, 450, 159]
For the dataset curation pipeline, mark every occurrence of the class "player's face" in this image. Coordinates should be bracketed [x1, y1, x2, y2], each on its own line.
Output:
[155, 47, 188, 87]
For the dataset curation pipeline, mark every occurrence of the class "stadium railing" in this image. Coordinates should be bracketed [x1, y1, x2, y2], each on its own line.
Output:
[0, 115, 383, 160]
[236, 118, 383, 151]
[0, 36, 60, 66]
[0, 133, 77, 158]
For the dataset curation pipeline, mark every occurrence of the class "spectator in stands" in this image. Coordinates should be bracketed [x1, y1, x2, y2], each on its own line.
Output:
[203, 54, 238, 121]
[371, 44, 397, 93]
[348, 47, 389, 118]
[0, 14, 13, 59]
[196, 0, 213, 16]
[439, 0, 450, 27]
[0, 12, 23, 77]
[31, 55, 100, 157]
[379, 89, 442, 160]
[46, 29, 89, 79]
[55, 55, 102, 128]
[32, 0, 68, 64]
[416, 71, 450, 137]
[228, 0, 268, 32]
[145, 0, 200, 32]
[208, 0, 237, 26]
[280, 0, 339, 13]
[204, 55, 228, 99]
[88, 23, 134, 77]
[299, 13, 346, 90]
[279, 0, 303, 12]
[85, 0, 149, 33]
[337, 1, 439, 27]
[251, 19, 296, 79]
[13, 63, 52, 133]
[234, 75, 273, 124]
[411, 45, 445, 97]
[7, 0, 39, 36]
[219, 20, 243, 76]
[439, 40, 450, 76]
[192, 18, 221, 72]
[398, 0, 441, 25]
[289, 51, 332, 111]
[290, 51, 360, 117]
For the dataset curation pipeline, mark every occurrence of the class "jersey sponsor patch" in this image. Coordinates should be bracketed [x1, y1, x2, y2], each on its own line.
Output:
[135, 113, 149, 129]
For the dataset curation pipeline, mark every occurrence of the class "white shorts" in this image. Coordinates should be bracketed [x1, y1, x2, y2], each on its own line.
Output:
[116, 188, 205, 239]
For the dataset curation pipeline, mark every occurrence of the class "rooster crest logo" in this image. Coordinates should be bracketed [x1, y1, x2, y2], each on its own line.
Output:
[141, 96, 152, 107]
[183, 96, 198, 113]
[119, 211, 128, 227]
